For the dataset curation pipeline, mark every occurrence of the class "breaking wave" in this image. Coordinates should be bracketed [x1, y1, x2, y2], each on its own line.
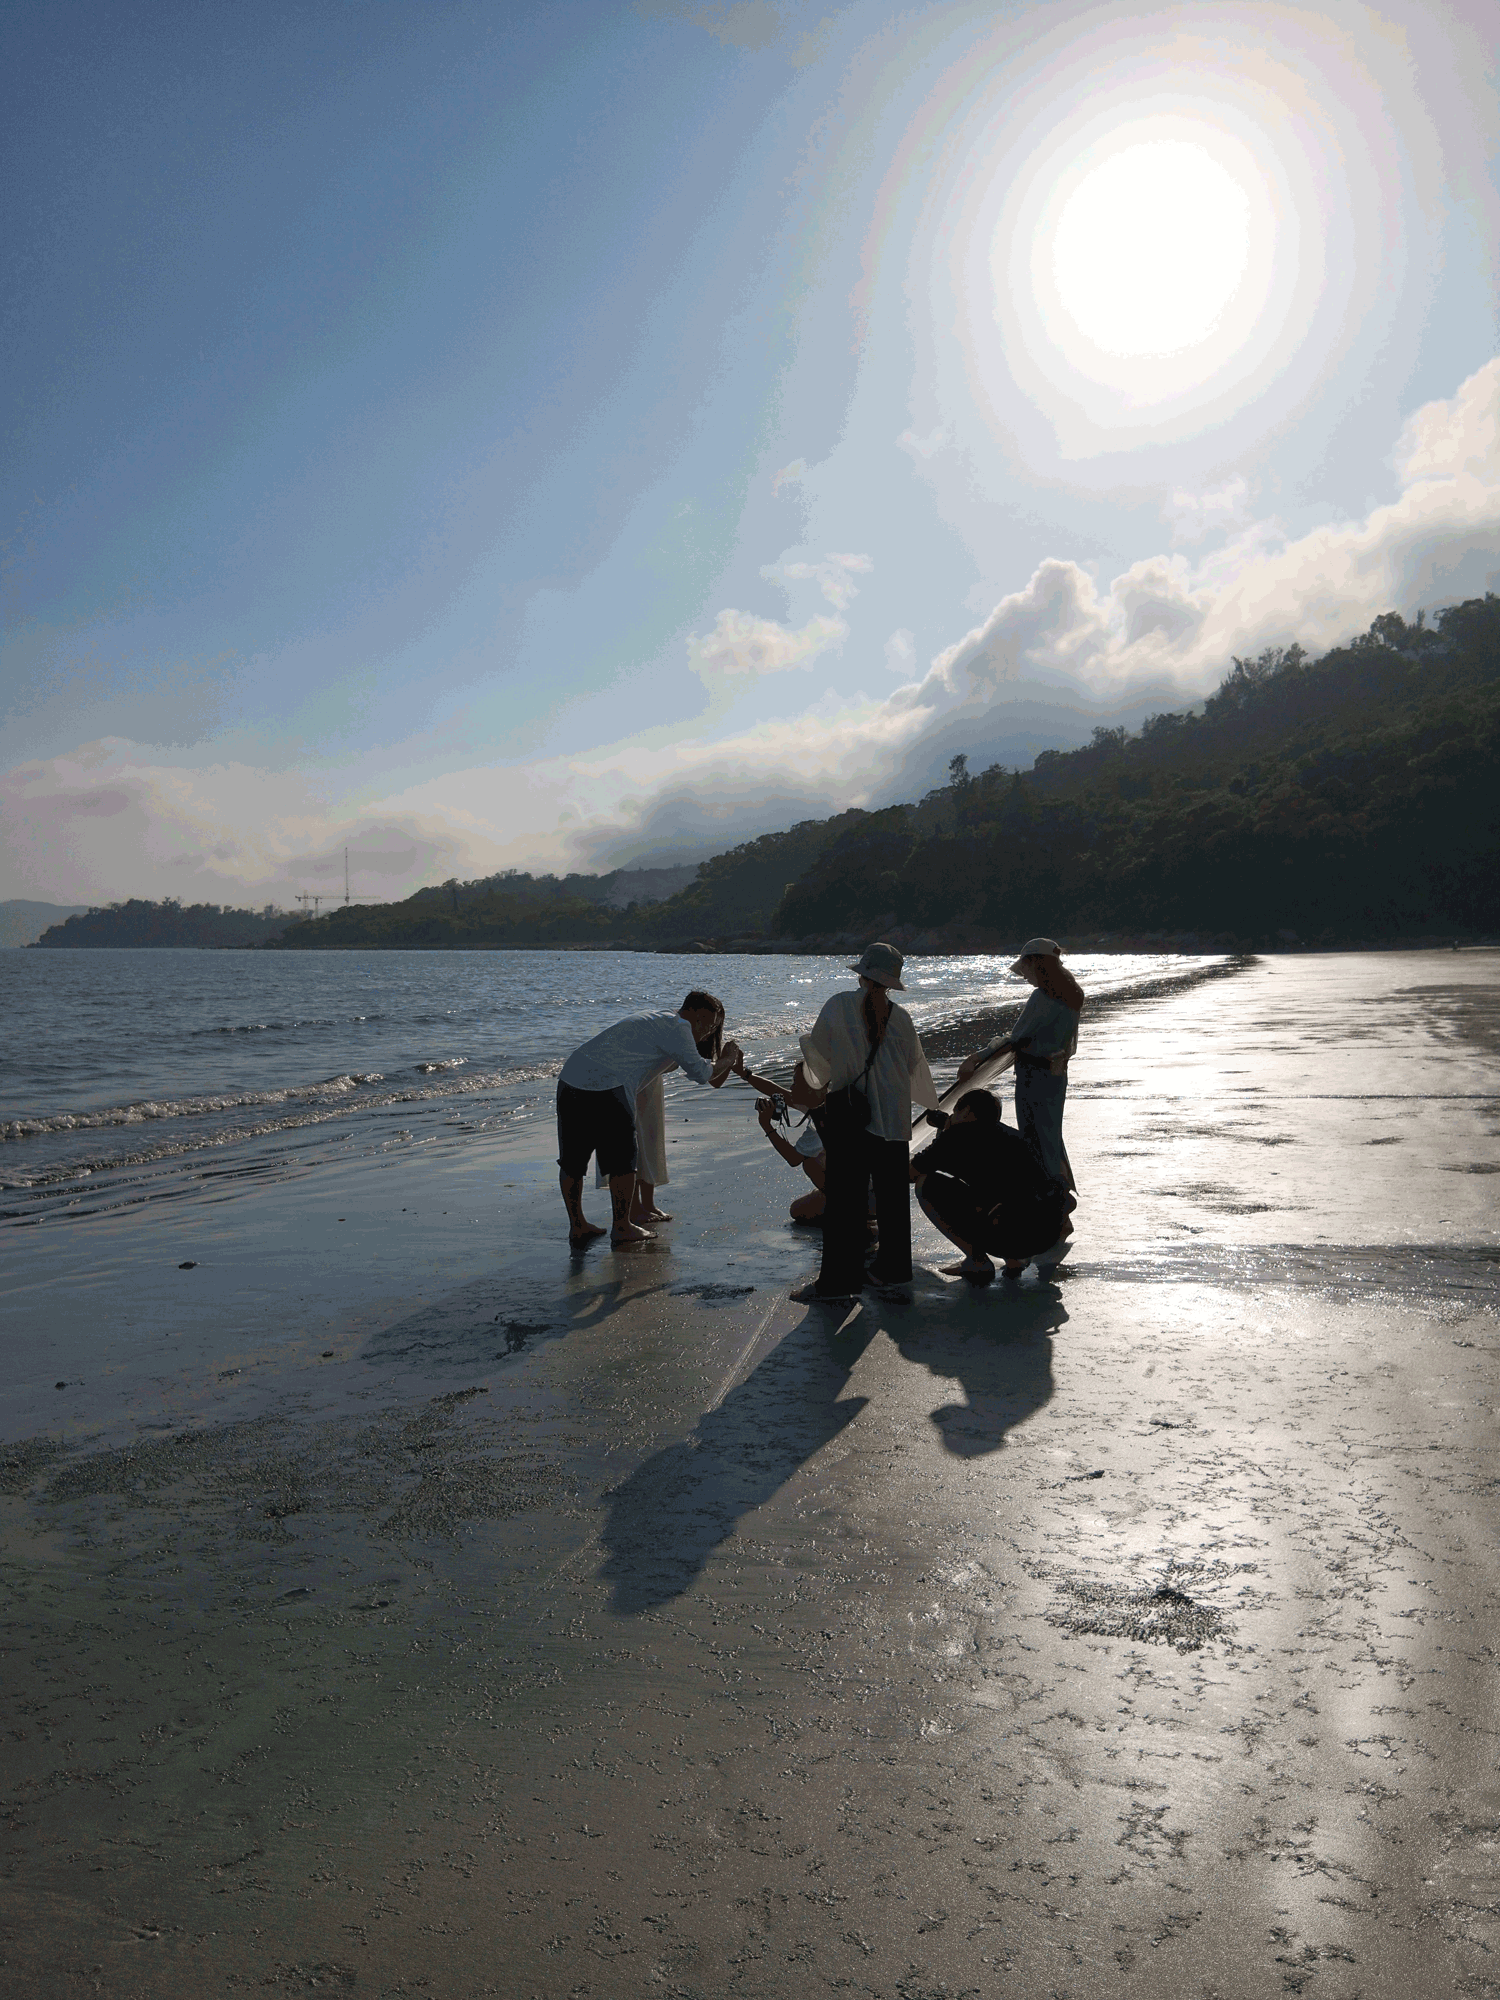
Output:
[0, 946, 1248, 1198]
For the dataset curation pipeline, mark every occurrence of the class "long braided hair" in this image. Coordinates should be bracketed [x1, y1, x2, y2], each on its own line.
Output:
[859, 977, 891, 1052]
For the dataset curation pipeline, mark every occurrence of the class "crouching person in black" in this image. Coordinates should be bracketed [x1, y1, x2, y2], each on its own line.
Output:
[910, 1088, 1067, 1284]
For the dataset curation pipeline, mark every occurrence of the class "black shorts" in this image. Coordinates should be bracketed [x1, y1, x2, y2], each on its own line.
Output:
[556, 1080, 638, 1180]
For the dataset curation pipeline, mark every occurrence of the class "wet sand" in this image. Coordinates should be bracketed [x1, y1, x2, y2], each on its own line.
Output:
[3, 950, 1499, 1997]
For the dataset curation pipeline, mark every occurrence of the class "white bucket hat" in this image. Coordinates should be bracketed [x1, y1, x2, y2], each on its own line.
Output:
[1010, 936, 1061, 975]
[849, 941, 906, 989]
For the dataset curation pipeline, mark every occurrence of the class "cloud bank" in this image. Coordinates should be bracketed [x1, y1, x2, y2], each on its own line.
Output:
[5, 360, 1497, 902]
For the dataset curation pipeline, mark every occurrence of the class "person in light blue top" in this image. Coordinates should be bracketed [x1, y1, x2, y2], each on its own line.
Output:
[957, 938, 1084, 1203]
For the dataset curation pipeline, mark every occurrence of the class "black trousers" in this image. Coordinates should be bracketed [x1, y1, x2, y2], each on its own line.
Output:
[816, 1129, 911, 1296]
[917, 1173, 1064, 1261]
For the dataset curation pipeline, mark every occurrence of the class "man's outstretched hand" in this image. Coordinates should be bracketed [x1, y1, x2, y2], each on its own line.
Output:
[711, 1039, 743, 1086]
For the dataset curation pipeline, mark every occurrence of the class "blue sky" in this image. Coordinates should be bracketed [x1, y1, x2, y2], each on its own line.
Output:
[3, 0, 1497, 904]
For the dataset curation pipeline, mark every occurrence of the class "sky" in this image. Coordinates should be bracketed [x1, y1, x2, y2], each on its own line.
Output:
[2, 0, 1497, 908]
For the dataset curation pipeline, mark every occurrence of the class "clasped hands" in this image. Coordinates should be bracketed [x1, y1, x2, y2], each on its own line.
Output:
[710, 1039, 743, 1086]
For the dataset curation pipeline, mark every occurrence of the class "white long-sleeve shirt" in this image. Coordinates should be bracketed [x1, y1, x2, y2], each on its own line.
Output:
[560, 1012, 715, 1108]
[799, 988, 939, 1143]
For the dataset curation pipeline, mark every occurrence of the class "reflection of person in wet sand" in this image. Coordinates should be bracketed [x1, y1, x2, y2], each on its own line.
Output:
[911, 1088, 1069, 1283]
[556, 992, 740, 1246]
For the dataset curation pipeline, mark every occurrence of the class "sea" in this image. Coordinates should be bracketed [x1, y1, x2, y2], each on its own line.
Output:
[1, 948, 1234, 1221]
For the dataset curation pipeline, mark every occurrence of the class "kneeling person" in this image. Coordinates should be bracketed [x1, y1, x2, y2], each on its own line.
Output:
[754, 1094, 829, 1223]
[557, 991, 739, 1246]
[910, 1089, 1066, 1282]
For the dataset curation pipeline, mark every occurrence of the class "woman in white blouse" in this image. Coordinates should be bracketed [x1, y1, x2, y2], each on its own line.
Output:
[791, 943, 940, 1304]
[957, 937, 1083, 1200]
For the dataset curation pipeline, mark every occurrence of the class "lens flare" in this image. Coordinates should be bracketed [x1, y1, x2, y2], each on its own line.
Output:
[1047, 140, 1253, 359]
[863, 6, 1436, 460]
[987, 101, 1298, 429]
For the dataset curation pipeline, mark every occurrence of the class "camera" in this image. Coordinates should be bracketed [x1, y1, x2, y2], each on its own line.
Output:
[769, 1092, 790, 1126]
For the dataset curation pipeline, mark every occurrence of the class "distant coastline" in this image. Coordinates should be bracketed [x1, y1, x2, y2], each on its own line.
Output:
[19, 597, 1500, 961]
[0, 899, 89, 949]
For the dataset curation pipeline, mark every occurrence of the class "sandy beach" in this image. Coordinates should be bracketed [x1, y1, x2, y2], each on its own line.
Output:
[4, 949, 1499, 1998]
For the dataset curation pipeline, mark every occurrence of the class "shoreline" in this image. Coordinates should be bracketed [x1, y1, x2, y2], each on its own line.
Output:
[0, 948, 1239, 1195]
[4, 950, 1499, 1995]
[23, 930, 1497, 954]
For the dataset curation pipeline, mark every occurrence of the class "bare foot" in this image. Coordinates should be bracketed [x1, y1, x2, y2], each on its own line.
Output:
[632, 1206, 673, 1224]
[611, 1224, 656, 1247]
[568, 1222, 607, 1245]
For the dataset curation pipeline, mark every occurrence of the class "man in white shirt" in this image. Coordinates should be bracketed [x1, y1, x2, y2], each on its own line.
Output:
[556, 990, 740, 1246]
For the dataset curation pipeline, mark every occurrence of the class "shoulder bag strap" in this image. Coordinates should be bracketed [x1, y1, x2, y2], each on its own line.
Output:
[857, 997, 889, 1088]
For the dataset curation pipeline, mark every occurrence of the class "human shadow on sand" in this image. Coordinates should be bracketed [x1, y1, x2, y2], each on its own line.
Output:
[362, 1263, 677, 1372]
[598, 1282, 1064, 1613]
[600, 1309, 878, 1614]
[888, 1281, 1065, 1458]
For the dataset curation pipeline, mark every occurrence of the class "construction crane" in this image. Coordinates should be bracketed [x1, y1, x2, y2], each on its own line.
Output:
[294, 848, 379, 918]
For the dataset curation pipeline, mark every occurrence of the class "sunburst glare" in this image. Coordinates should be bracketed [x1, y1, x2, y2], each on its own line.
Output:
[1048, 140, 1253, 359]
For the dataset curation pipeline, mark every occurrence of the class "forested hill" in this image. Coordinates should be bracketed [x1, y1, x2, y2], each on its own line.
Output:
[269, 595, 1500, 952]
[775, 597, 1500, 947]
[31, 900, 295, 948]
[268, 812, 860, 952]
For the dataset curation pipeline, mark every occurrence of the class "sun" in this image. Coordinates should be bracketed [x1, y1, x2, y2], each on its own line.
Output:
[982, 109, 1289, 426]
[1048, 141, 1253, 360]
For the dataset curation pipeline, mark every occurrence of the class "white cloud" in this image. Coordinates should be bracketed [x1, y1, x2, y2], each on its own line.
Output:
[683, 552, 872, 695]
[925, 558, 1113, 697]
[686, 607, 846, 689]
[1394, 359, 1500, 485]
[768, 550, 873, 610]
[1191, 357, 1500, 657]
[0, 740, 472, 905]
[1111, 556, 1205, 647]
[884, 627, 915, 675]
[8, 361, 1498, 901]
[1164, 474, 1252, 543]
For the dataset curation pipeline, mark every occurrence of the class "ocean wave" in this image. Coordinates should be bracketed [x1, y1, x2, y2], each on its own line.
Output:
[0, 954, 1248, 1196]
[1, 1072, 389, 1141]
[196, 1014, 375, 1035]
[0, 1059, 567, 1189]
